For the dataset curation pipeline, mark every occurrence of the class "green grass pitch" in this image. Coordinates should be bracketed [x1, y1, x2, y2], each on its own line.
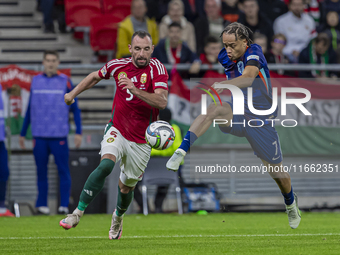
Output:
[0, 212, 339, 254]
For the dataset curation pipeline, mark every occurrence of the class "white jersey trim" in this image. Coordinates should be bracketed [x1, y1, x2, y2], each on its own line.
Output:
[150, 59, 165, 75]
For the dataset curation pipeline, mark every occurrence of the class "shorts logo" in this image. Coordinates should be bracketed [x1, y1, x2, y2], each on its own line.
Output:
[118, 72, 127, 80]
[237, 61, 244, 74]
[140, 73, 147, 84]
[107, 137, 115, 143]
[101, 66, 107, 76]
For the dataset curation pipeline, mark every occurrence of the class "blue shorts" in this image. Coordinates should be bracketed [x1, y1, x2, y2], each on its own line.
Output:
[219, 102, 283, 164]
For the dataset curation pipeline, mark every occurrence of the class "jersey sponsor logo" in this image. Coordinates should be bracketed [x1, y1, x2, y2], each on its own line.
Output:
[101, 66, 107, 76]
[107, 137, 115, 143]
[237, 61, 244, 74]
[118, 71, 127, 80]
[140, 73, 147, 84]
[155, 82, 167, 88]
[131, 76, 137, 83]
[246, 55, 259, 61]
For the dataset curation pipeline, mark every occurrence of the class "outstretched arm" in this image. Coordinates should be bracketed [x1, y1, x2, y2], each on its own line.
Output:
[64, 71, 102, 105]
[118, 77, 168, 109]
[214, 65, 260, 93]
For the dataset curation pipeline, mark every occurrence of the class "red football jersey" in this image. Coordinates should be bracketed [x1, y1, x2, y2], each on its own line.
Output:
[98, 57, 169, 143]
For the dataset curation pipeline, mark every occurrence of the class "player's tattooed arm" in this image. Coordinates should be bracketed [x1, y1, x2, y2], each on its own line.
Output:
[64, 71, 102, 105]
[118, 77, 168, 109]
[214, 65, 260, 92]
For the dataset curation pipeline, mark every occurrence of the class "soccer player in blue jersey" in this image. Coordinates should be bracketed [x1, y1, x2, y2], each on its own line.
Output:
[167, 22, 301, 229]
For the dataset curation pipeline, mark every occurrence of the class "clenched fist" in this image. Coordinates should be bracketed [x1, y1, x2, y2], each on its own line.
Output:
[64, 93, 75, 105]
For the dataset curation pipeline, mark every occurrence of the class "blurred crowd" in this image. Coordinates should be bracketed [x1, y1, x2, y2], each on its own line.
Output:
[41, 0, 340, 79]
[116, 0, 340, 79]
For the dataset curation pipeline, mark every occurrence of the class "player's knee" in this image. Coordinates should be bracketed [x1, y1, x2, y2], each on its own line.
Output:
[119, 185, 134, 194]
[206, 103, 231, 119]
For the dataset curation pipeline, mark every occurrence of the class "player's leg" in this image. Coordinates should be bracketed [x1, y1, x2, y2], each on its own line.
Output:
[109, 141, 151, 239]
[167, 102, 233, 171]
[261, 159, 301, 229]
[33, 138, 51, 214]
[0, 141, 14, 217]
[109, 173, 136, 240]
[59, 154, 116, 229]
[60, 125, 122, 230]
[49, 138, 71, 214]
[245, 124, 301, 229]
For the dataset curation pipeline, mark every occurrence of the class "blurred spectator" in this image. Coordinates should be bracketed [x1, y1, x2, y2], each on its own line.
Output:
[274, 0, 316, 63]
[304, 0, 322, 25]
[145, 0, 171, 23]
[159, 0, 196, 52]
[182, 0, 206, 22]
[238, 0, 274, 49]
[199, 36, 223, 76]
[153, 22, 200, 74]
[200, 36, 221, 64]
[253, 33, 268, 54]
[42, 0, 66, 33]
[20, 50, 82, 215]
[265, 34, 292, 75]
[0, 84, 15, 217]
[222, 0, 241, 24]
[318, 11, 340, 51]
[116, 0, 159, 59]
[322, 0, 340, 19]
[257, 0, 288, 24]
[195, 0, 224, 54]
[298, 33, 338, 78]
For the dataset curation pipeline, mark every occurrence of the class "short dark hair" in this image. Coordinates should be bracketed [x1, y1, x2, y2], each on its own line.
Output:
[220, 22, 253, 46]
[131, 30, 152, 44]
[204, 35, 220, 47]
[253, 32, 267, 41]
[315, 33, 330, 46]
[168, 22, 182, 30]
[43, 50, 59, 59]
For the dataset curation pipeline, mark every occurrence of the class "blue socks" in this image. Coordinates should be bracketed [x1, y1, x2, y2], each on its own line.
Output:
[179, 131, 198, 153]
[282, 186, 295, 205]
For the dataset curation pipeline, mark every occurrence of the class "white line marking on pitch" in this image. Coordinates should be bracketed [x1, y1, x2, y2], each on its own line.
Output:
[0, 233, 339, 240]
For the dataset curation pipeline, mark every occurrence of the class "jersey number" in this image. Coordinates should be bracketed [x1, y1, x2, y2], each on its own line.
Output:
[126, 89, 133, 101]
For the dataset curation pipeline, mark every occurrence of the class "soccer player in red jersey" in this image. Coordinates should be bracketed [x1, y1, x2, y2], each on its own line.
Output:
[60, 31, 169, 239]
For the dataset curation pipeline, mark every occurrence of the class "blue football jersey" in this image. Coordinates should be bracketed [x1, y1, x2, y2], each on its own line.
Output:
[218, 44, 277, 121]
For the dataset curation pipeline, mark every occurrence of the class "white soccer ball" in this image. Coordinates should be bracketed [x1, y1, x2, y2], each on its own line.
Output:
[145, 121, 176, 150]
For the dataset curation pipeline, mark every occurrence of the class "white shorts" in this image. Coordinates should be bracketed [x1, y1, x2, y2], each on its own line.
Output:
[100, 125, 151, 187]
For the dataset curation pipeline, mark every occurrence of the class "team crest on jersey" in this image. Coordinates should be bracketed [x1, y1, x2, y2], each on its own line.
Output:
[101, 66, 107, 76]
[118, 72, 127, 80]
[237, 61, 244, 74]
[107, 137, 115, 143]
[140, 73, 147, 84]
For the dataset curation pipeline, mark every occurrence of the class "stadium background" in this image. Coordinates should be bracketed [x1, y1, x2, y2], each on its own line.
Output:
[0, 0, 339, 217]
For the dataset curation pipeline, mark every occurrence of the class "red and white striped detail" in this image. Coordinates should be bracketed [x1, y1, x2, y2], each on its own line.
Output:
[107, 58, 132, 77]
[150, 58, 166, 75]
